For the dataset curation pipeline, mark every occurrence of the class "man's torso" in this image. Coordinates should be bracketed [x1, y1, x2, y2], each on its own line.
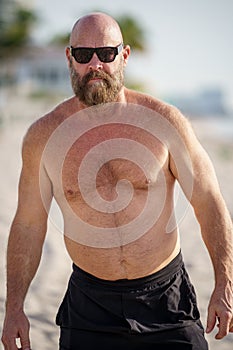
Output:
[39, 89, 181, 280]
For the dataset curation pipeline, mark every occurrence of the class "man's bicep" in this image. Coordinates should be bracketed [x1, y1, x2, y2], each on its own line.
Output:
[169, 124, 221, 206]
[17, 165, 52, 222]
[189, 145, 221, 207]
[15, 133, 53, 228]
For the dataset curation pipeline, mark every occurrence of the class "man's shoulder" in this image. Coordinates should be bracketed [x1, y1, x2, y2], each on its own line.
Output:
[125, 88, 186, 122]
[27, 97, 75, 137]
[22, 97, 76, 152]
[125, 88, 194, 142]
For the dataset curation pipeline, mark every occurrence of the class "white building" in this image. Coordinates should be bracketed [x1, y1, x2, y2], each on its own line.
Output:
[0, 45, 72, 96]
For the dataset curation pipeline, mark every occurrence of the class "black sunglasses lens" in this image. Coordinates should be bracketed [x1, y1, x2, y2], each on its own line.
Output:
[71, 46, 120, 63]
[97, 48, 116, 62]
[73, 48, 93, 63]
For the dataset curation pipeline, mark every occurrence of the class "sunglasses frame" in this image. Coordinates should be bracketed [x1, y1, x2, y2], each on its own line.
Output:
[70, 43, 124, 64]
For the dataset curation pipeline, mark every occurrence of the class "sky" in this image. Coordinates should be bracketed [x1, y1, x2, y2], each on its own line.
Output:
[32, 0, 233, 110]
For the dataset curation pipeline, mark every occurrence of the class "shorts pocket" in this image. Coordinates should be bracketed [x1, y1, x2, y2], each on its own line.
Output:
[165, 268, 200, 323]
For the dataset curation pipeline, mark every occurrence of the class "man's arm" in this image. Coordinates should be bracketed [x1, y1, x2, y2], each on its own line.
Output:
[1, 123, 53, 350]
[169, 109, 233, 340]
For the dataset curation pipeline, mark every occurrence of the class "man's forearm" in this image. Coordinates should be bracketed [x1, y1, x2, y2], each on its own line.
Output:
[6, 222, 45, 311]
[195, 197, 233, 284]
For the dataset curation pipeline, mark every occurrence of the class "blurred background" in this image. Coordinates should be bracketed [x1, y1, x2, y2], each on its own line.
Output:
[1, 0, 233, 117]
[0, 1, 233, 349]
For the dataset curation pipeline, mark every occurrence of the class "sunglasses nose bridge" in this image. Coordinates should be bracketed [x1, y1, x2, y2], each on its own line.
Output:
[88, 50, 103, 69]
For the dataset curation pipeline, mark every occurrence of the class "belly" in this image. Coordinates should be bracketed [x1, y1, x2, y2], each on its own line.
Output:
[53, 153, 180, 279]
[59, 182, 180, 280]
[64, 226, 180, 280]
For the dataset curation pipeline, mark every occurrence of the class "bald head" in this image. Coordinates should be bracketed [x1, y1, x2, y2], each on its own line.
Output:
[70, 12, 123, 47]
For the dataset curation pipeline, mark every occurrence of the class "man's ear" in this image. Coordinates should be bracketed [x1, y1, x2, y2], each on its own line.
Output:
[66, 47, 72, 67]
[122, 45, 130, 66]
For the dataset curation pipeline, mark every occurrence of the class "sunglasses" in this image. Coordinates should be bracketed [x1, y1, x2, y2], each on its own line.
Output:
[70, 43, 124, 64]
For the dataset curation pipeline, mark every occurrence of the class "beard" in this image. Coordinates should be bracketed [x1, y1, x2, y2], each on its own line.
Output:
[69, 61, 124, 106]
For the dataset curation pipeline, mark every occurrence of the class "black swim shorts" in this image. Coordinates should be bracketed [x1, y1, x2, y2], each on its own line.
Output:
[56, 251, 209, 349]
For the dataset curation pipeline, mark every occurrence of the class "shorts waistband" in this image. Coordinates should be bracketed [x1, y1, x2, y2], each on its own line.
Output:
[72, 251, 184, 290]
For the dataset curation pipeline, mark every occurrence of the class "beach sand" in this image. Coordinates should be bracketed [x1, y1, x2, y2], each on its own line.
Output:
[0, 97, 232, 349]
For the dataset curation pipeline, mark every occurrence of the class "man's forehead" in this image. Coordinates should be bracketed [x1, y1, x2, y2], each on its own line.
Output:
[72, 31, 121, 48]
[70, 14, 122, 47]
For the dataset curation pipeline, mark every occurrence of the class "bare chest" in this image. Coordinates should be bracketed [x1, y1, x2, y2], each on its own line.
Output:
[42, 119, 177, 265]
[60, 124, 169, 200]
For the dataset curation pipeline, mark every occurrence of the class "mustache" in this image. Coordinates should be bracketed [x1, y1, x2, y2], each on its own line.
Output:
[82, 70, 113, 85]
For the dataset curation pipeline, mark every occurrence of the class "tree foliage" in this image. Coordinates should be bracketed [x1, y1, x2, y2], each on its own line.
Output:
[50, 14, 146, 52]
[0, 0, 37, 59]
[117, 15, 146, 51]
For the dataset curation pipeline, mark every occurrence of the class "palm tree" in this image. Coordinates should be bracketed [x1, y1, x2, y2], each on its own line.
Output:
[50, 13, 146, 53]
[117, 15, 147, 90]
[0, 0, 37, 60]
[117, 15, 146, 52]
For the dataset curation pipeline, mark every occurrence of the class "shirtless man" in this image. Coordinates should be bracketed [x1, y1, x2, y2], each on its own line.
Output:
[2, 12, 233, 350]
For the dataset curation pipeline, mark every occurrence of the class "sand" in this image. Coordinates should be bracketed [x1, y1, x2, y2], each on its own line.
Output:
[0, 96, 233, 349]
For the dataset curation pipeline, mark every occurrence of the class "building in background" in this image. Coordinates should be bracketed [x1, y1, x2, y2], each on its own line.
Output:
[166, 88, 229, 118]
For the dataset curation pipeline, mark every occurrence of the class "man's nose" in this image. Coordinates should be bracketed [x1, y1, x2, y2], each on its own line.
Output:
[88, 53, 103, 70]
